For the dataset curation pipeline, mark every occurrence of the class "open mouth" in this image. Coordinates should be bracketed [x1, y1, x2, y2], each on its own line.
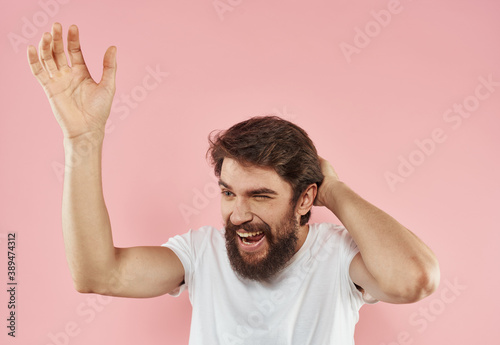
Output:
[236, 230, 266, 249]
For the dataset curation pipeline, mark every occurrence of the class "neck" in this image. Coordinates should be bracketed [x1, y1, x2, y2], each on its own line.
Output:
[294, 223, 309, 253]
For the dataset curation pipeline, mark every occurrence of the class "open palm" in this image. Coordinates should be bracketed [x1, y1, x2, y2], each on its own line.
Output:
[27, 23, 116, 139]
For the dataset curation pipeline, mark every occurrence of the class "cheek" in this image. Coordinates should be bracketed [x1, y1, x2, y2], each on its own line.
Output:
[220, 201, 230, 224]
[256, 205, 288, 228]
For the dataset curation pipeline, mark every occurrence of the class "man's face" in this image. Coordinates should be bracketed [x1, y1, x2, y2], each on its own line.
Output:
[219, 158, 306, 281]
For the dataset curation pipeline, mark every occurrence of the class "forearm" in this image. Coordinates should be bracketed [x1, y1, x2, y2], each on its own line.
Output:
[62, 131, 116, 293]
[322, 180, 439, 297]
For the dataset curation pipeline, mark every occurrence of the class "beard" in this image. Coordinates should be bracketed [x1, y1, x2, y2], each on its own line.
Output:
[224, 206, 299, 282]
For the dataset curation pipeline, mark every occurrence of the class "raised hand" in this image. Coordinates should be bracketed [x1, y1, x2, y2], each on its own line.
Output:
[314, 156, 340, 207]
[27, 23, 117, 139]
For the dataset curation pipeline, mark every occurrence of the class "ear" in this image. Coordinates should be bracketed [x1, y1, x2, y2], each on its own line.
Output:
[296, 184, 317, 216]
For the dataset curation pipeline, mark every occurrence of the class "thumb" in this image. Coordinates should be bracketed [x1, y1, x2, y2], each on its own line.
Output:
[100, 45, 117, 91]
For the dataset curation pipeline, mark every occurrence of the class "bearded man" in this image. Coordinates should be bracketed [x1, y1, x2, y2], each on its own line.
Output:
[27, 23, 440, 345]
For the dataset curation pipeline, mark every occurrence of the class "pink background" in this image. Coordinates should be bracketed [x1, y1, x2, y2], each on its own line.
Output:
[1, 0, 499, 344]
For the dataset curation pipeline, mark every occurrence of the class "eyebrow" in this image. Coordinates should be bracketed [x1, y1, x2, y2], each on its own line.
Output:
[218, 180, 279, 196]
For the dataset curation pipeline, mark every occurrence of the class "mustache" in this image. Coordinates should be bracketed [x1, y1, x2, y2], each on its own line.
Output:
[225, 218, 272, 236]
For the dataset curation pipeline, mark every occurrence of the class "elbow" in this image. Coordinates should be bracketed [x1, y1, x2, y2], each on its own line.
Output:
[73, 280, 96, 294]
[70, 266, 117, 295]
[400, 260, 441, 303]
[72, 278, 109, 295]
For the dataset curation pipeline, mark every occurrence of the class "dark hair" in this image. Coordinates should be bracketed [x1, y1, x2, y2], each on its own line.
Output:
[207, 115, 323, 225]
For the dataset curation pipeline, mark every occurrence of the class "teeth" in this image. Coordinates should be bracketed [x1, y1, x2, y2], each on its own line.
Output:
[237, 231, 263, 238]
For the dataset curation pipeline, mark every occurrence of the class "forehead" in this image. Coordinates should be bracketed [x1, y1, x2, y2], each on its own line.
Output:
[220, 158, 292, 194]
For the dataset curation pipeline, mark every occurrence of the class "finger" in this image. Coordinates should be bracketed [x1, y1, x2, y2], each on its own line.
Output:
[27, 45, 50, 86]
[67, 24, 87, 68]
[100, 46, 117, 91]
[39, 32, 59, 76]
[37, 35, 52, 75]
[38, 34, 46, 69]
[51, 22, 68, 69]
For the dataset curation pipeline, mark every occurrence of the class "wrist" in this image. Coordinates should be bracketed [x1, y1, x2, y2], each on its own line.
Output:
[318, 179, 347, 211]
[63, 131, 105, 164]
[63, 130, 105, 148]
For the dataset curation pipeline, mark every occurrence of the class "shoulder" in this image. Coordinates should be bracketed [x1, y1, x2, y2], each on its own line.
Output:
[188, 225, 223, 238]
[162, 225, 224, 252]
[167, 225, 222, 240]
[310, 222, 352, 241]
[161, 225, 225, 270]
[308, 222, 358, 254]
[312, 222, 347, 233]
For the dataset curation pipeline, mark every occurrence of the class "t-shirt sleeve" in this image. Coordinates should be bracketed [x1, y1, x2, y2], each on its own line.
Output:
[337, 224, 379, 306]
[162, 234, 193, 297]
[160, 226, 213, 297]
[161, 229, 196, 297]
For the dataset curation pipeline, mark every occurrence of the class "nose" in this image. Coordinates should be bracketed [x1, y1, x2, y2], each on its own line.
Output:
[229, 197, 253, 226]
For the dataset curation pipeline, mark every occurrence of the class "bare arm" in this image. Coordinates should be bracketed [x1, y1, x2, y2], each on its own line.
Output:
[315, 157, 440, 304]
[62, 133, 184, 297]
[28, 23, 184, 297]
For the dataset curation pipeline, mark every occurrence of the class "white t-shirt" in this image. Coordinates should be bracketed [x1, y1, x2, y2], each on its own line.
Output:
[162, 222, 368, 345]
